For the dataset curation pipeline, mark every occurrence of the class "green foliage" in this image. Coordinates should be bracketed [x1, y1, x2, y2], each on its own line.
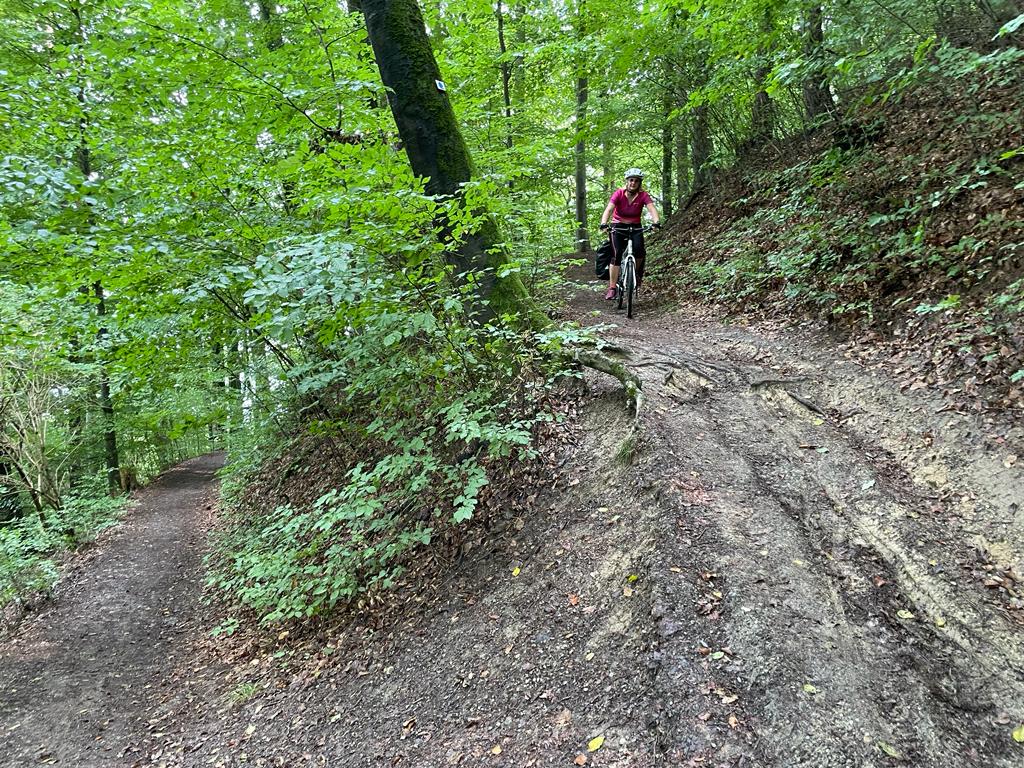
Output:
[207, 251, 564, 622]
[0, 476, 127, 605]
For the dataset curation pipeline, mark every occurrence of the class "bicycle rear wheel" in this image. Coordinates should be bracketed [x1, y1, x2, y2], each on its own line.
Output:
[624, 259, 636, 319]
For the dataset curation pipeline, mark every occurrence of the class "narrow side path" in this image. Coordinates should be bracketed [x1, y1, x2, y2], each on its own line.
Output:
[0, 453, 223, 767]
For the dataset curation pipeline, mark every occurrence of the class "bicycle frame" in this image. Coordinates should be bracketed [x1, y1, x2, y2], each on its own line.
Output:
[609, 224, 643, 318]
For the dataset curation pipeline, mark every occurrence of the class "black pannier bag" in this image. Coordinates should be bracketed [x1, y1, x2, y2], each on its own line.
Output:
[595, 238, 613, 279]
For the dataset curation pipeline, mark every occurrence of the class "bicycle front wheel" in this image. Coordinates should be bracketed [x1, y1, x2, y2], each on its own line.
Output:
[624, 260, 636, 319]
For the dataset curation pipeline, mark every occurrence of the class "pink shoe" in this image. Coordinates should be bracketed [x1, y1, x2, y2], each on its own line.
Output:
[604, 287, 616, 300]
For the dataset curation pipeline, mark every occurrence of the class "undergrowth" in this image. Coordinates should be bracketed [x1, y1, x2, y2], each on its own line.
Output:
[206, 213, 587, 627]
[659, 40, 1024, 397]
[0, 475, 128, 607]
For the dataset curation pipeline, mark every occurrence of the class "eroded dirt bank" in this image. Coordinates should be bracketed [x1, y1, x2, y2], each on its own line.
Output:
[144, 286, 1022, 767]
[3, 292, 1021, 767]
[0, 454, 223, 767]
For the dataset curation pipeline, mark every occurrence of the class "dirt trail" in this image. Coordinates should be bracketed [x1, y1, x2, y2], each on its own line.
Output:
[3, 278, 1022, 767]
[611, 303, 1024, 766]
[140, 276, 1022, 767]
[0, 453, 223, 767]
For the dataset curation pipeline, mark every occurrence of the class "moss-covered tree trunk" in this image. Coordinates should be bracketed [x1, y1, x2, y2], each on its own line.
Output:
[361, 0, 536, 322]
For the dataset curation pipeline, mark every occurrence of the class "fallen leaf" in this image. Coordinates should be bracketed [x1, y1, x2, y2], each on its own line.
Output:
[587, 735, 605, 752]
[491, 745, 502, 755]
[627, 574, 639, 583]
[728, 714, 739, 728]
[697, 711, 712, 721]
[802, 683, 818, 694]
[574, 756, 588, 766]
[877, 741, 902, 759]
[585, 652, 595, 661]
[934, 616, 946, 628]
[568, 594, 579, 606]
[896, 609, 915, 620]
[1013, 724, 1024, 743]
[512, 567, 521, 577]
[710, 651, 725, 660]
[1005, 455, 1018, 468]
[622, 585, 634, 597]
[720, 694, 738, 705]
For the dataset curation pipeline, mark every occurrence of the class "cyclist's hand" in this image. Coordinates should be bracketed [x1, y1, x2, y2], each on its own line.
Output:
[599, 223, 609, 232]
[652, 222, 663, 231]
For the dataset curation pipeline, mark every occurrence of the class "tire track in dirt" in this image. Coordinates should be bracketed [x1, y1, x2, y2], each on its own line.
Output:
[0, 453, 223, 767]
[598, 306, 1023, 767]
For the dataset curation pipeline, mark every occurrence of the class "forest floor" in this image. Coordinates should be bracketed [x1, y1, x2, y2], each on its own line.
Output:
[2, 269, 1023, 767]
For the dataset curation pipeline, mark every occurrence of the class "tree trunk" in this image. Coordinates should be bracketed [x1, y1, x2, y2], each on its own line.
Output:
[496, 2, 513, 151]
[675, 114, 690, 202]
[573, 0, 589, 252]
[602, 136, 613, 201]
[801, 4, 836, 125]
[750, 7, 775, 144]
[360, 0, 536, 320]
[661, 72, 673, 218]
[575, 75, 589, 252]
[71, 1, 121, 495]
[512, 2, 527, 109]
[94, 282, 121, 495]
[691, 104, 712, 192]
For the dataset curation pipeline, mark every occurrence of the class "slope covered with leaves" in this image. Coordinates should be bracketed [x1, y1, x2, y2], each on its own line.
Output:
[653, 45, 1024, 417]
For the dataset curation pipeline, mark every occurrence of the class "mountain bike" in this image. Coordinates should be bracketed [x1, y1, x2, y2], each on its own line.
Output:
[609, 224, 644, 319]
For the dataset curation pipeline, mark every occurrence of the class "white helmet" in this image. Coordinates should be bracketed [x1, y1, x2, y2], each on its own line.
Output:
[624, 168, 644, 181]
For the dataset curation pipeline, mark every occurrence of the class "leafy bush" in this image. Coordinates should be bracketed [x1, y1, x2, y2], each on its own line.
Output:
[0, 476, 127, 606]
[205, 193, 572, 624]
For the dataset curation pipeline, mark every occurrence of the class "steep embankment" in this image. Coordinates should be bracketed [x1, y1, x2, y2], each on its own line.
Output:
[653, 71, 1024, 418]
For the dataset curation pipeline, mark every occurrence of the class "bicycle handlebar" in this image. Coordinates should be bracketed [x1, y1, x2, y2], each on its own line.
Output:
[604, 223, 660, 233]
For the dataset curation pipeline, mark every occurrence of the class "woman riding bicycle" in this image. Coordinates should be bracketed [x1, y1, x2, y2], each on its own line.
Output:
[599, 169, 661, 300]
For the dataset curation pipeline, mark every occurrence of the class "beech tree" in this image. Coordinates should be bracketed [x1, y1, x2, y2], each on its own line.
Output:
[360, 0, 536, 320]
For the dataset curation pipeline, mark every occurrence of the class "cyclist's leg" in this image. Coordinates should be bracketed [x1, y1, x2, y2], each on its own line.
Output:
[632, 230, 646, 288]
[607, 229, 626, 298]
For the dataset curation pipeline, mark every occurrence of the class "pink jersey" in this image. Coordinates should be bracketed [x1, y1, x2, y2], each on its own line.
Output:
[609, 187, 653, 224]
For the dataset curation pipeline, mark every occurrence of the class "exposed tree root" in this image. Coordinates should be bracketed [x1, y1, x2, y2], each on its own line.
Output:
[572, 349, 645, 441]
[632, 354, 734, 386]
[749, 377, 808, 388]
[786, 390, 829, 418]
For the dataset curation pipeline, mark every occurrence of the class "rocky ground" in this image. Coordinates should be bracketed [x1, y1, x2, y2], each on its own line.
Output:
[1, 270, 1022, 767]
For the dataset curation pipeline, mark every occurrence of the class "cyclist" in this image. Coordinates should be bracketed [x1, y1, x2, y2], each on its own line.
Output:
[599, 169, 661, 300]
